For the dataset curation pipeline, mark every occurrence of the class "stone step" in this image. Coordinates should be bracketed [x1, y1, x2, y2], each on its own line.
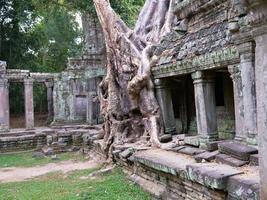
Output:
[216, 154, 248, 167]
[194, 150, 219, 162]
[218, 141, 258, 161]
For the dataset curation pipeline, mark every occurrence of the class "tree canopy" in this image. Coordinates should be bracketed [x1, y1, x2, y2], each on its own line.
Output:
[0, 0, 144, 115]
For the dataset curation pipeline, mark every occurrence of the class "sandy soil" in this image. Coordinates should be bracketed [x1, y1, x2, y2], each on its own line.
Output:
[0, 160, 101, 183]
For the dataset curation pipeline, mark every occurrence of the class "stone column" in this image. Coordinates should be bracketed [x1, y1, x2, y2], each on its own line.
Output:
[87, 91, 98, 125]
[0, 78, 9, 132]
[238, 42, 257, 143]
[24, 78, 34, 129]
[228, 65, 245, 142]
[192, 71, 218, 149]
[45, 82, 54, 121]
[154, 79, 176, 135]
[254, 29, 267, 200]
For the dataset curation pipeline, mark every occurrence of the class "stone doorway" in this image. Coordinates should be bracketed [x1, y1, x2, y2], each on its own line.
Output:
[215, 70, 235, 140]
[9, 82, 25, 129]
[170, 75, 197, 135]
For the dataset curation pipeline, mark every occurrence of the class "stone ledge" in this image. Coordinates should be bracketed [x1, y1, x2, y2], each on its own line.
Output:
[186, 163, 243, 190]
[133, 149, 195, 176]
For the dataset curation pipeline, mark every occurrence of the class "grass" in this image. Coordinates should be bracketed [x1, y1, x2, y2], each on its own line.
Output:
[0, 168, 151, 200]
[0, 152, 86, 168]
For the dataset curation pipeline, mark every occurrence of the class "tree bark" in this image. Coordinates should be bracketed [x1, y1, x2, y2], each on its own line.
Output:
[93, 0, 175, 155]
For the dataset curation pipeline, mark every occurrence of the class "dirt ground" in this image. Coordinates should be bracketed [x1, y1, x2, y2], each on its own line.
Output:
[0, 160, 101, 183]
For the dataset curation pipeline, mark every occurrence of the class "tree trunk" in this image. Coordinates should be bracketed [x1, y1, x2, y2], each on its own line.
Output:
[93, 0, 175, 155]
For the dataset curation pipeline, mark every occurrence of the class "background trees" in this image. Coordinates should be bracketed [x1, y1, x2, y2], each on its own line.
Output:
[0, 0, 144, 116]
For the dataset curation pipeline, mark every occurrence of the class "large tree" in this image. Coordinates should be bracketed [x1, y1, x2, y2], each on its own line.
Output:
[93, 0, 176, 154]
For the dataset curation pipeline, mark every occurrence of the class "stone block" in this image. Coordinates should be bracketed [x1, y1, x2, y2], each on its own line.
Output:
[194, 150, 219, 163]
[119, 148, 134, 159]
[227, 173, 260, 200]
[218, 141, 258, 161]
[216, 154, 248, 167]
[184, 136, 199, 147]
[206, 140, 226, 151]
[160, 134, 173, 143]
[186, 163, 243, 190]
[178, 146, 206, 156]
[133, 149, 195, 176]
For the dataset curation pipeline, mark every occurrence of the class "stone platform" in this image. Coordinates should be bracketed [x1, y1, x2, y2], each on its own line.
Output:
[109, 144, 260, 200]
[0, 125, 102, 153]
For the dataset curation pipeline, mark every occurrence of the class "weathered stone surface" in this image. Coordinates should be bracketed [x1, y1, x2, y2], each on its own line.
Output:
[186, 163, 243, 190]
[218, 141, 258, 161]
[194, 150, 219, 163]
[159, 134, 173, 143]
[178, 146, 206, 156]
[216, 154, 248, 167]
[250, 154, 259, 166]
[227, 168, 260, 200]
[133, 149, 195, 176]
[184, 136, 199, 147]
[119, 148, 134, 159]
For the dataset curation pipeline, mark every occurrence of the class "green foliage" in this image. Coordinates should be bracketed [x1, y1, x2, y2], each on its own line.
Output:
[0, 167, 151, 200]
[0, 0, 144, 114]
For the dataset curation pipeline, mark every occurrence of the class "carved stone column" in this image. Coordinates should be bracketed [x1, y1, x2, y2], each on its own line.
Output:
[24, 78, 34, 129]
[237, 42, 257, 143]
[45, 81, 54, 121]
[253, 26, 267, 200]
[154, 79, 176, 135]
[192, 71, 218, 149]
[0, 78, 9, 132]
[228, 65, 245, 141]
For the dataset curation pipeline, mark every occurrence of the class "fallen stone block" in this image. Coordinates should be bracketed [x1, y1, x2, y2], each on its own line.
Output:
[218, 141, 258, 161]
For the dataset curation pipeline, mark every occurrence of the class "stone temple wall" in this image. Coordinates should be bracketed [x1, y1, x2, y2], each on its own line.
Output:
[52, 12, 106, 125]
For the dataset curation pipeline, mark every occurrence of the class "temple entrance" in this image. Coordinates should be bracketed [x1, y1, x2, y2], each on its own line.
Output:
[215, 70, 235, 139]
[9, 83, 25, 129]
[33, 83, 49, 127]
[170, 75, 196, 135]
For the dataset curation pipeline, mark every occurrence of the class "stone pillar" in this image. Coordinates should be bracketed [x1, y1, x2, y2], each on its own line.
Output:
[154, 79, 176, 135]
[254, 29, 267, 200]
[24, 78, 34, 129]
[192, 71, 218, 149]
[0, 78, 9, 132]
[228, 65, 245, 142]
[238, 42, 257, 143]
[87, 91, 98, 125]
[45, 82, 54, 121]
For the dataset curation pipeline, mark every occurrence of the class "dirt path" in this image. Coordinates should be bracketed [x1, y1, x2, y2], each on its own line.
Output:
[0, 160, 101, 183]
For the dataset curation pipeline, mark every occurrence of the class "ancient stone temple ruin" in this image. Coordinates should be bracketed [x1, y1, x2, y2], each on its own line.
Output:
[53, 13, 106, 125]
[1, 1, 267, 200]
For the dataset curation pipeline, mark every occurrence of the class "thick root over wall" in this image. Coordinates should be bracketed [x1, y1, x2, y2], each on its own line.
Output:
[93, 0, 176, 156]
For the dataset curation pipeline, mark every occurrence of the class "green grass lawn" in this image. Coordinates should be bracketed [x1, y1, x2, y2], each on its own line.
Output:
[0, 168, 151, 200]
[0, 152, 86, 168]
